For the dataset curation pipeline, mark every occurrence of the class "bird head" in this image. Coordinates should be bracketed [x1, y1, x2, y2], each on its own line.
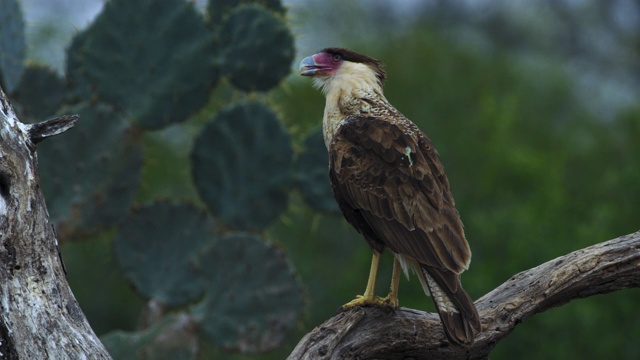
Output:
[299, 48, 386, 94]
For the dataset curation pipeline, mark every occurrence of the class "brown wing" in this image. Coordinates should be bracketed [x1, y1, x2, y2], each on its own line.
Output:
[329, 115, 471, 276]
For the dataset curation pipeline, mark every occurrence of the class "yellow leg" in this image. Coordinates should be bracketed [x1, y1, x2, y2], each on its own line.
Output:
[342, 252, 387, 309]
[362, 251, 380, 299]
[383, 257, 401, 307]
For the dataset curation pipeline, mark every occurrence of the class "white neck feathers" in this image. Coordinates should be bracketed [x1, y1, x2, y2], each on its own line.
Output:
[315, 61, 383, 97]
[318, 62, 385, 148]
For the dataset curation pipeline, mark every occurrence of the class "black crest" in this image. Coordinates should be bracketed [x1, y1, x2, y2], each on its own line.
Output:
[323, 47, 387, 85]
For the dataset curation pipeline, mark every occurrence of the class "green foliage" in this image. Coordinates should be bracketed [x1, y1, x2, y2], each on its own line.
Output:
[11, 64, 64, 121]
[38, 102, 142, 240]
[113, 202, 216, 306]
[267, 199, 364, 327]
[323, 27, 640, 359]
[0, 0, 25, 93]
[61, 232, 145, 335]
[191, 233, 304, 353]
[191, 100, 293, 230]
[295, 129, 338, 213]
[136, 126, 200, 203]
[66, 0, 218, 130]
[102, 313, 198, 360]
[220, 4, 294, 91]
[274, 24, 640, 359]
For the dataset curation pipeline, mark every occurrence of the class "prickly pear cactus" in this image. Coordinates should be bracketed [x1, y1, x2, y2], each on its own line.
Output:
[11, 64, 64, 122]
[113, 202, 216, 306]
[191, 233, 304, 353]
[64, 29, 91, 103]
[0, 0, 25, 93]
[37, 102, 142, 240]
[191, 100, 293, 230]
[102, 313, 198, 360]
[67, 0, 218, 130]
[296, 129, 339, 213]
[220, 4, 294, 92]
[14, 0, 307, 357]
[208, 0, 285, 25]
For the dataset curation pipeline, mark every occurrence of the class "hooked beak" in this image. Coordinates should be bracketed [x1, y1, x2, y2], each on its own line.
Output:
[299, 55, 327, 76]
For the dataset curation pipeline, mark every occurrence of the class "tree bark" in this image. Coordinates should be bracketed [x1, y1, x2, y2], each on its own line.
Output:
[0, 87, 111, 359]
[288, 231, 640, 360]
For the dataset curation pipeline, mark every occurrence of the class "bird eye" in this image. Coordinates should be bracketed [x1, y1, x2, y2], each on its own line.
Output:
[332, 54, 341, 62]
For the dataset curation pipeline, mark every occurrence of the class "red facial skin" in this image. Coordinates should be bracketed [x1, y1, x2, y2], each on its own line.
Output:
[299, 51, 343, 77]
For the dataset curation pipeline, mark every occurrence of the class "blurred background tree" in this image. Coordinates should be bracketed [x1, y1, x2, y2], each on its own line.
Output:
[3, 0, 639, 359]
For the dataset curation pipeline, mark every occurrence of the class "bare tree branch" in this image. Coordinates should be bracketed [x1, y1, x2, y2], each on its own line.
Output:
[0, 88, 111, 359]
[288, 231, 640, 360]
[28, 115, 79, 144]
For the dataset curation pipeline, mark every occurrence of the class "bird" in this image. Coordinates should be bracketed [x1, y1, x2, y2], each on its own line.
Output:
[299, 47, 481, 345]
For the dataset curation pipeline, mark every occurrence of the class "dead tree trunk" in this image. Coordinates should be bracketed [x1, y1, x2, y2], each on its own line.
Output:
[288, 231, 640, 359]
[0, 87, 111, 358]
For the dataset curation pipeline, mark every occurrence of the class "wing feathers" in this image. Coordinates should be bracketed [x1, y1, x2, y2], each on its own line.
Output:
[329, 115, 471, 273]
[329, 114, 479, 344]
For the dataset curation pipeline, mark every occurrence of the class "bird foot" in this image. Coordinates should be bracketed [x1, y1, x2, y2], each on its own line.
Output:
[381, 292, 399, 308]
[341, 294, 396, 311]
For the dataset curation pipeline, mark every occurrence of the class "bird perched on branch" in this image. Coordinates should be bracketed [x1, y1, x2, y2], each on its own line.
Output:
[299, 48, 481, 345]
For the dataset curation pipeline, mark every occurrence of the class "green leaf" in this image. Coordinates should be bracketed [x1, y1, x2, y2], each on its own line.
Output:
[220, 4, 294, 92]
[191, 100, 293, 230]
[113, 201, 217, 306]
[38, 102, 142, 240]
[66, 0, 218, 130]
[191, 233, 303, 353]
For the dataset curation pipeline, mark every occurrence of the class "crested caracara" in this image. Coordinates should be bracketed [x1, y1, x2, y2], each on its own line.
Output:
[300, 47, 481, 345]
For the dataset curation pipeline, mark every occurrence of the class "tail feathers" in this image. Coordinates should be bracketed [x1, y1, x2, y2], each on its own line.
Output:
[434, 290, 480, 345]
[422, 267, 480, 346]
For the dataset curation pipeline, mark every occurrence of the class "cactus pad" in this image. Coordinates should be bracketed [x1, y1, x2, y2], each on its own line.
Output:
[207, 0, 285, 25]
[191, 233, 303, 353]
[37, 102, 142, 240]
[113, 201, 217, 306]
[220, 4, 294, 92]
[101, 313, 197, 360]
[11, 64, 64, 122]
[66, 0, 218, 130]
[296, 129, 339, 213]
[191, 101, 293, 230]
[0, 0, 26, 93]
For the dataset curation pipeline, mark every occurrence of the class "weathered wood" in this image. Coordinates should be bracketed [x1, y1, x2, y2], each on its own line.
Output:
[28, 115, 78, 144]
[289, 231, 640, 359]
[0, 88, 111, 359]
